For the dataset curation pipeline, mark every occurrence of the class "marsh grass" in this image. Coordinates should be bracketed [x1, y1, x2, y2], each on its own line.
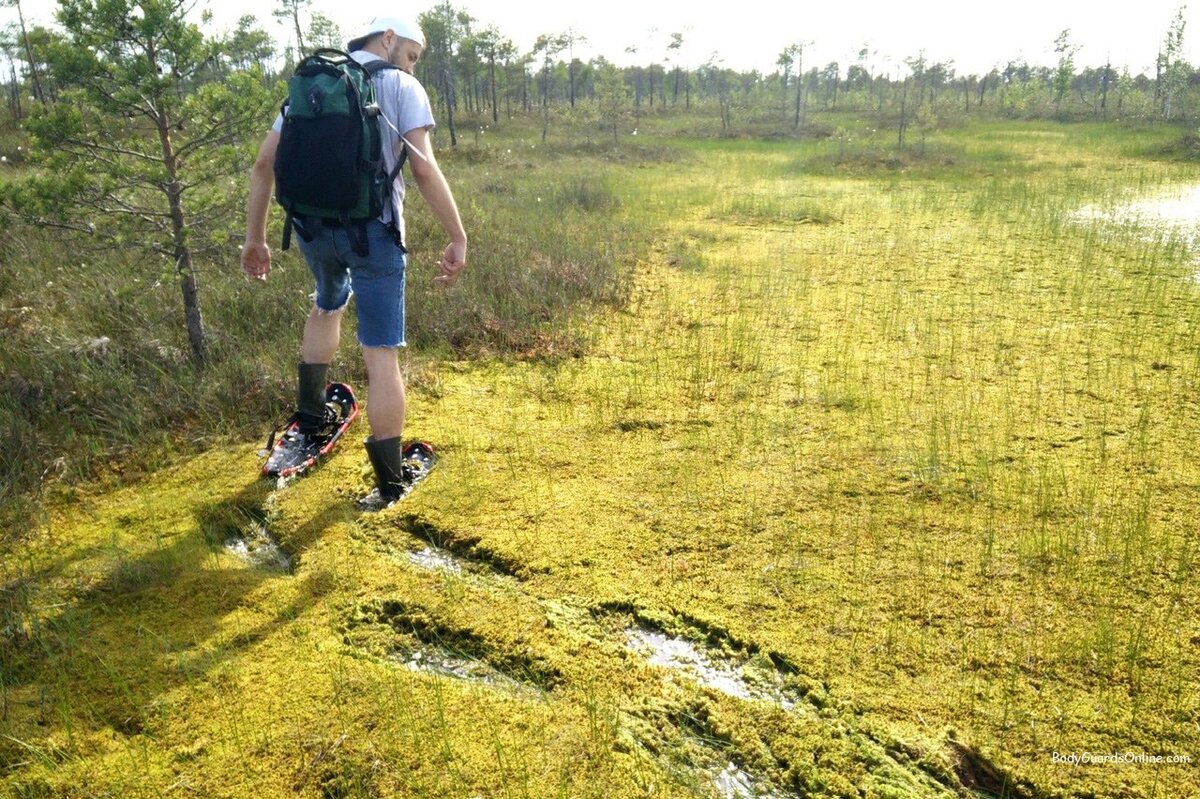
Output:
[721, 192, 838, 226]
[3, 118, 1200, 797]
[566, 119, 1200, 797]
[0, 126, 656, 531]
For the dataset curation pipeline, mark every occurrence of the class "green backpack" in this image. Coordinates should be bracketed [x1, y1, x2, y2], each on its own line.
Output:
[274, 49, 404, 256]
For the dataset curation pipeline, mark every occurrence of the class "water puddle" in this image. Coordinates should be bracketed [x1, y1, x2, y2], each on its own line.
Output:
[406, 545, 463, 574]
[396, 645, 541, 698]
[622, 723, 792, 799]
[1075, 184, 1200, 247]
[224, 522, 291, 572]
[715, 762, 758, 798]
[713, 761, 791, 799]
[625, 628, 796, 710]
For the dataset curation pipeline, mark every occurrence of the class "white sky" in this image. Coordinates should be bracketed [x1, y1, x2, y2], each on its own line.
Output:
[5, 0, 1197, 78]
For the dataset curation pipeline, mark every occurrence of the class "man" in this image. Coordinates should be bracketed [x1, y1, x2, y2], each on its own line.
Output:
[241, 14, 467, 510]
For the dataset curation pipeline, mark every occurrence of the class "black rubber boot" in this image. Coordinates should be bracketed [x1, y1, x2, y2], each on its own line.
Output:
[297, 362, 329, 433]
[362, 436, 412, 509]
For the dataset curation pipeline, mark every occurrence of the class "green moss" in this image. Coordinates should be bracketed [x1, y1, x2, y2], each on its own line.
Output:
[5, 123, 1200, 797]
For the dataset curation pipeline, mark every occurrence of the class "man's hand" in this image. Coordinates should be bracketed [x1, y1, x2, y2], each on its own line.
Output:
[242, 240, 271, 282]
[434, 240, 466, 286]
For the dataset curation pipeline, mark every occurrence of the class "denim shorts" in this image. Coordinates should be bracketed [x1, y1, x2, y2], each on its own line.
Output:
[295, 218, 407, 348]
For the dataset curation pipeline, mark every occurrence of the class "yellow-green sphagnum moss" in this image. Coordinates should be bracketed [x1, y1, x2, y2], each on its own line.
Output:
[3, 123, 1198, 798]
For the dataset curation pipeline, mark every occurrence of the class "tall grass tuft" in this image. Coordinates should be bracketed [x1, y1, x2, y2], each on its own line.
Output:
[0, 126, 658, 534]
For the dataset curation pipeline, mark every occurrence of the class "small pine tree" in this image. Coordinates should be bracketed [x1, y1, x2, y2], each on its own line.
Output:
[594, 62, 630, 144]
[1, 0, 271, 364]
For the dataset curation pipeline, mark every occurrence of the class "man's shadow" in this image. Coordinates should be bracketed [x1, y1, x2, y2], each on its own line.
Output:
[0, 475, 340, 743]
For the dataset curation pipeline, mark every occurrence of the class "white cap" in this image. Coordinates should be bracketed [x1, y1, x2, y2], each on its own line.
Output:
[347, 15, 425, 51]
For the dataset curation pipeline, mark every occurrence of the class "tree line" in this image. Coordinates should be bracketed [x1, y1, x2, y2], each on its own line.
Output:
[6, 2, 1198, 131]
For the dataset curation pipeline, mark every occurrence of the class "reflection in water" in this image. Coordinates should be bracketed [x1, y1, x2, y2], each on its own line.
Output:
[715, 762, 759, 799]
[224, 523, 291, 571]
[1075, 184, 1200, 248]
[396, 645, 544, 699]
[407, 545, 463, 574]
[625, 628, 795, 710]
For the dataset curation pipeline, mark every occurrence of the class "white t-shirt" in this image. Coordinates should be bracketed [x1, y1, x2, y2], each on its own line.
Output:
[273, 51, 436, 242]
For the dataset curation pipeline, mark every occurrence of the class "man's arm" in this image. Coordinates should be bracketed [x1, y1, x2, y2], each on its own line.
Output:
[403, 126, 467, 286]
[242, 130, 279, 282]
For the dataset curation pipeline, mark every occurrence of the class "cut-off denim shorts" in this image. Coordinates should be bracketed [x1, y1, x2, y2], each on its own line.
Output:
[294, 218, 407, 348]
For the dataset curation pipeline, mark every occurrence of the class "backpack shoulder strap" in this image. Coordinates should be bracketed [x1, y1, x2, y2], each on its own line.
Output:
[361, 59, 408, 178]
[361, 59, 401, 77]
[388, 144, 408, 182]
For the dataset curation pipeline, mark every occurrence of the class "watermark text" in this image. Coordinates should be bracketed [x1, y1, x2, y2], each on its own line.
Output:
[1051, 751, 1192, 766]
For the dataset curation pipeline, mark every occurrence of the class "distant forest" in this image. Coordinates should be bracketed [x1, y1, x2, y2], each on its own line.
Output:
[4, 0, 1199, 141]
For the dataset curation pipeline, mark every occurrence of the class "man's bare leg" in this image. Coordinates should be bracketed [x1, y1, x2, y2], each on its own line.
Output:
[301, 305, 343, 364]
[360, 345, 410, 507]
[362, 345, 406, 441]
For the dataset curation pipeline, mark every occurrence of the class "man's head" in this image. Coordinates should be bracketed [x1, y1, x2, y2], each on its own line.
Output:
[347, 15, 425, 73]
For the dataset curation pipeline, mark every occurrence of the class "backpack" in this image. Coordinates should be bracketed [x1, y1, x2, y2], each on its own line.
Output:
[274, 49, 407, 256]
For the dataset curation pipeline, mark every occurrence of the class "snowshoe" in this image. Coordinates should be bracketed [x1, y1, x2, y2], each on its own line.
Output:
[261, 382, 359, 478]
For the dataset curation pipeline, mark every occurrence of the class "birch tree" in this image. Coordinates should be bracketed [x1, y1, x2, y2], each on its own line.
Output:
[1158, 6, 1188, 120]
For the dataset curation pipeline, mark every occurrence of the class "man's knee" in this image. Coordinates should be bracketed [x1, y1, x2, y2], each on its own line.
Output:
[362, 344, 401, 374]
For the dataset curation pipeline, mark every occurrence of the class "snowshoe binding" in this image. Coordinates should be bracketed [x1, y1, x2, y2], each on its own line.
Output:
[262, 382, 359, 478]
